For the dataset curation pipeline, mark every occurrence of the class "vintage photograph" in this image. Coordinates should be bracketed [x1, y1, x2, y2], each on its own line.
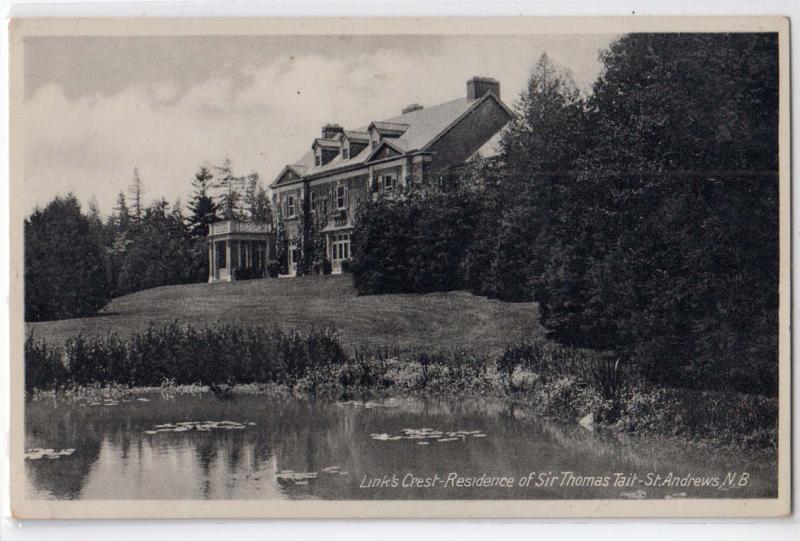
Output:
[9, 17, 790, 518]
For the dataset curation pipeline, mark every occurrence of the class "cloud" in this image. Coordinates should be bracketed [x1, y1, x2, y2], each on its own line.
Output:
[22, 35, 613, 216]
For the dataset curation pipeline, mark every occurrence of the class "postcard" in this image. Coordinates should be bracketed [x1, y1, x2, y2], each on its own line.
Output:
[8, 16, 790, 518]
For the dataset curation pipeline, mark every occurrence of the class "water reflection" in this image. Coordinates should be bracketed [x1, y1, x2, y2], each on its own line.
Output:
[24, 394, 777, 500]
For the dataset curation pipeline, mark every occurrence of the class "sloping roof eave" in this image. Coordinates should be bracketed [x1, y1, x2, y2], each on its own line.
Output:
[269, 164, 306, 188]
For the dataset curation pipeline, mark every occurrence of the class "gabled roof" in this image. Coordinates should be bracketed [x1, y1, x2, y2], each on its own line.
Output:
[312, 137, 341, 150]
[271, 92, 512, 188]
[343, 130, 370, 142]
[365, 139, 407, 162]
[368, 121, 410, 137]
[272, 164, 309, 187]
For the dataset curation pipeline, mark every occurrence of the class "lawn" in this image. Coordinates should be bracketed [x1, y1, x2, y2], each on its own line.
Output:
[27, 275, 544, 356]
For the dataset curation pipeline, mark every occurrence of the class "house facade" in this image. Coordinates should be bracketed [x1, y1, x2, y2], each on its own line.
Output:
[270, 76, 513, 275]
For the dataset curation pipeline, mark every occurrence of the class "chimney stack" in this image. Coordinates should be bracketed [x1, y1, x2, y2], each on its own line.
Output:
[321, 123, 344, 139]
[402, 103, 423, 114]
[467, 76, 500, 100]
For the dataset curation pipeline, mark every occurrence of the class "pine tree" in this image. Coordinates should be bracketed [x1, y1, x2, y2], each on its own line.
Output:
[128, 168, 145, 222]
[112, 191, 130, 230]
[187, 166, 218, 238]
[252, 186, 273, 223]
[214, 158, 244, 220]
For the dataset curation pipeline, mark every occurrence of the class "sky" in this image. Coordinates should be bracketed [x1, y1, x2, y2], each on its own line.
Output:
[22, 33, 617, 216]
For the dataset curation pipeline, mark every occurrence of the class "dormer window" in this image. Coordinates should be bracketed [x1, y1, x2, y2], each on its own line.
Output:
[315, 155, 321, 166]
[342, 147, 349, 160]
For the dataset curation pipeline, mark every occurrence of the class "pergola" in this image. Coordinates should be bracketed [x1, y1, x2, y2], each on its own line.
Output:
[208, 220, 273, 282]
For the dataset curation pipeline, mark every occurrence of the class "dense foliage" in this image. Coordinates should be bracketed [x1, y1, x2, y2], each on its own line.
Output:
[351, 181, 484, 294]
[24, 195, 113, 321]
[24, 160, 275, 318]
[25, 325, 347, 389]
[534, 34, 779, 394]
[351, 34, 780, 395]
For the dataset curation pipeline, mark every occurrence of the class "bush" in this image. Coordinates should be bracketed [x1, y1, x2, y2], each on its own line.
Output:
[267, 260, 282, 278]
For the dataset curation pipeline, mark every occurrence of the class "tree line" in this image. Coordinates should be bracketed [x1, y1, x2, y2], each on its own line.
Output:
[24, 159, 272, 322]
[351, 33, 779, 396]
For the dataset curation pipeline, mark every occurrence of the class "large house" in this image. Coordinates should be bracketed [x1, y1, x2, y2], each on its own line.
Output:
[269, 76, 513, 276]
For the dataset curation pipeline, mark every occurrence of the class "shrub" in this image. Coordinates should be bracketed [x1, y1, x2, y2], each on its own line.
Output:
[588, 354, 624, 400]
[267, 260, 282, 278]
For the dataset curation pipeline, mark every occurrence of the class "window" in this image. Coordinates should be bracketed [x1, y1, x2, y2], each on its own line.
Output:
[342, 147, 349, 160]
[331, 233, 351, 262]
[335, 186, 346, 209]
[287, 196, 295, 217]
[383, 174, 396, 192]
[315, 155, 321, 166]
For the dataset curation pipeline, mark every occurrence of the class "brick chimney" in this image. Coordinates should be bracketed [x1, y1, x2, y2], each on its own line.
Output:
[321, 123, 344, 139]
[467, 76, 500, 100]
[402, 103, 423, 114]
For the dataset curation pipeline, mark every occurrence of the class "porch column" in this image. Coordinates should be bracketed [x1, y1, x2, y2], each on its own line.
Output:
[208, 241, 214, 282]
[225, 240, 232, 281]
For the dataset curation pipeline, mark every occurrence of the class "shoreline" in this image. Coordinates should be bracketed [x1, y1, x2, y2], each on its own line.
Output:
[27, 365, 778, 461]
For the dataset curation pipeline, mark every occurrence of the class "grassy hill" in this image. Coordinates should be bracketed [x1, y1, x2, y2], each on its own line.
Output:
[27, 275, 544, 356]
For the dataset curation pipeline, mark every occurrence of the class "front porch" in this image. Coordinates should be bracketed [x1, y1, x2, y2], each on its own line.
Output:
[208, 220, 273, 283]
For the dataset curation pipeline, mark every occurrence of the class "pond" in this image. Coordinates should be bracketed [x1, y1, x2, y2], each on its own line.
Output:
[24, 393, 777, 500]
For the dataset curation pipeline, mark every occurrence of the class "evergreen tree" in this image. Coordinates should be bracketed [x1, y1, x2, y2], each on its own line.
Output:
[484, 53, 586, 302]
[214, 158, 244, 220]
[113, 191, 130, 230]
[128, 168, 145, 222]
[115, 199, 201, 295]
[535, 34, 779, 394]
[252, 185, 273, 223]
[187, 166, 218, 238]
[243, 171, 272, 222]
[24, 194, 112, 321]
